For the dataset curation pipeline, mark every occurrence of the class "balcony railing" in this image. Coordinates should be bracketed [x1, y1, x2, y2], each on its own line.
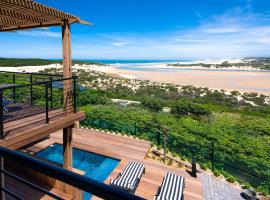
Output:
[0, 71, 78, 139]
[0, 146, 145, 200]
[81, 118, 270, 192]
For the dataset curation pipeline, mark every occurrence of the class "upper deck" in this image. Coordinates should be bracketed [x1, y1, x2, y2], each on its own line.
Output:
[0, 71, 85, 149]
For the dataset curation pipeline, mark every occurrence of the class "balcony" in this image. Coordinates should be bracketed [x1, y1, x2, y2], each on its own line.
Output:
[0, 71, 85, 149]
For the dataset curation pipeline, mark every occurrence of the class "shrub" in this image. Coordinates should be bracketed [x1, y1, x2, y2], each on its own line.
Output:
[256, 184, 270, 196]
[168, 159, 174, 166]
[141, 97, 163, 112]
[171, 101, 211, 117]
[213, 170, 220, 177]
[200, 163, 208, 170]
[79, 90, 109, 106]
[226, 175, 236, 183]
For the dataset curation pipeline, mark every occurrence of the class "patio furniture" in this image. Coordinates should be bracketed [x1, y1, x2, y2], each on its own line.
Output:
[154, 172, 185, 200]
[2, 93, 14, 113]
[3, 99, 11, 113]
[110, 161, 145, 193]
[242, 189, 257, 200]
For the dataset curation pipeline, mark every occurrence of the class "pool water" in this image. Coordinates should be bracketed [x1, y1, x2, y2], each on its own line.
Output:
[36, 144, 120, 200]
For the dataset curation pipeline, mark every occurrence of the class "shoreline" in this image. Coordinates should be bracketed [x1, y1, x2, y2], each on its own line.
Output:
[1, 63, 270, 95]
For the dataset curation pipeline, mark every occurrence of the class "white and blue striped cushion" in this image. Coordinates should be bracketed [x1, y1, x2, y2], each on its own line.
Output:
[110, 161, 145, 192]
[155, 172, 185, 200]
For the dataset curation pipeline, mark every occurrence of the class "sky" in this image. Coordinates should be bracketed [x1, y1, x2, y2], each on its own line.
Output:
[1, 0, 270, 60]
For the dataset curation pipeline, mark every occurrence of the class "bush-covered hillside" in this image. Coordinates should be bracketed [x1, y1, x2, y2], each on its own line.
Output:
[0, 58, 103, 67]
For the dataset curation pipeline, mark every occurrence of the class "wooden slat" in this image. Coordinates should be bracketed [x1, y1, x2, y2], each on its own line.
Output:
[0, 0, 90, 31]
[0, 7, 48, 24]
[3, 0, 77, 20]
[0, 111, 85, 150]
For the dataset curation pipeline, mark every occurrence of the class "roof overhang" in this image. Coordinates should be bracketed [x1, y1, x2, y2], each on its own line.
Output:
[0, 0, 91, 32]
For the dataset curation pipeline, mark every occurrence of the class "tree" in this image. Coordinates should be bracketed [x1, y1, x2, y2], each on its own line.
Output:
[141, 97, 163, 112]
[171, 101, 210, 117]
[79, 90, 109, 106]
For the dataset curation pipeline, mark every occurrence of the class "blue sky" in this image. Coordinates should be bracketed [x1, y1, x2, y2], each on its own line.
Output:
[1, 0, 270, 60]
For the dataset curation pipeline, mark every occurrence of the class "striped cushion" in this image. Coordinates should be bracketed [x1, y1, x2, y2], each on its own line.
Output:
[155, 172, 185, 200]
[3, 100, 10, 113]
[110, 161, 145, 192]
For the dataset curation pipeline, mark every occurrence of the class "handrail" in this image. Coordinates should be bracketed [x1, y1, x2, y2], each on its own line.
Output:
[0, 75, 78, 138]
[0, 147, 145, 200]
[0, 71, 62, 77]
[0, 169, 64, 200]
[0, 76, 77, 90]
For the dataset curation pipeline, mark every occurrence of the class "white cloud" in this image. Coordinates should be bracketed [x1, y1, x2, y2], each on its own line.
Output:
[72, 4, 270, 59]
[2, 1, 270, 59]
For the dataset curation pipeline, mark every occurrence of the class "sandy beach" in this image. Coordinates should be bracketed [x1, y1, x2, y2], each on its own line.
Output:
[1, 63, 270, 95]
[86, 63, 270, 95]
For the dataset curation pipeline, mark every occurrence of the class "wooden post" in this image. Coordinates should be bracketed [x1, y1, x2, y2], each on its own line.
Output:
[163, 127, 168, 162]
[63, 126, 73, 169]
[62, 20, 72, 113]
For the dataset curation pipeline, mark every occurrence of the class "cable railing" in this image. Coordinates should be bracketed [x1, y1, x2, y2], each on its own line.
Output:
[81, 118, 270, 192]
[0, 71, 78, 139]
[0, 146, 145, 200]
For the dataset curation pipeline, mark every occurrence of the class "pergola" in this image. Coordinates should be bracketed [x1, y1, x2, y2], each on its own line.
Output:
[0, 0, 90, 170]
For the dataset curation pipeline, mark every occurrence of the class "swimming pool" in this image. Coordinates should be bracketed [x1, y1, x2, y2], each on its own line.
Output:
[36, 143, 120, 200]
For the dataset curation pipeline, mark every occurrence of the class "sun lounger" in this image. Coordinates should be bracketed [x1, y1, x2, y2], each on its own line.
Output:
[110, 161, 145, 193]
[155, 172, 185, 200]
[3, 99, 11, 113]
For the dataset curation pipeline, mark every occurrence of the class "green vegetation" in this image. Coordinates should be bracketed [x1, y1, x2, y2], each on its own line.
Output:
[37, 68, 270, 195]
[171, 101, 210, 117]
[168, 57, 270, 70]
[0, 58, 103, 67]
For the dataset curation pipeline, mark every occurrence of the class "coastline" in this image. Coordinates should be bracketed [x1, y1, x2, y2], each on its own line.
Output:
[1, 62, 270, 95]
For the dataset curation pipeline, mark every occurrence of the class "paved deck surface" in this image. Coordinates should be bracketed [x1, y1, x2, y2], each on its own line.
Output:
[200, 173, 244, 200]
[26, 128, 203, 200]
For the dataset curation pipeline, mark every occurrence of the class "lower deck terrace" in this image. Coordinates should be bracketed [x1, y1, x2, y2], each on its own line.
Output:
[20, 128, 202, 200]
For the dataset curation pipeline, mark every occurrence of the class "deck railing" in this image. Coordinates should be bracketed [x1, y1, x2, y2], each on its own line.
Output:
[0, 71, 78, 139]
[0, 146, 145, 200]
[81, 118, 270, 193]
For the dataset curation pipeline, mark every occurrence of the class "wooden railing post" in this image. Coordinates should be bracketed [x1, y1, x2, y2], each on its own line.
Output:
[30, 74, 33, 105]
[45, 84, 49, 124]
[210, 140, 215, 171]
[0, 90, 3, 140]
[12, 74, 16, 102]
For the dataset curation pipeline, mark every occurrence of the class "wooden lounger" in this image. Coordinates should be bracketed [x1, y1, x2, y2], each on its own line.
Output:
[110, 161, 145, 193]
[155, 172, 185, 200]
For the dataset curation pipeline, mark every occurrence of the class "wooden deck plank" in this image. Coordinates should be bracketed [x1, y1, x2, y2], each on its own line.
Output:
[0, 111, 85, 150]
[28, 128, 203, 200]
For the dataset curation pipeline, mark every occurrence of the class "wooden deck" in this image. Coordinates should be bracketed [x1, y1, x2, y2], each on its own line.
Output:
[0, 110, 85, 150]
[26, 128, 203, 200]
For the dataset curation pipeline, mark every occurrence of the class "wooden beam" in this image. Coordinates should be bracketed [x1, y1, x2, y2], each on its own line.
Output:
[63, 125, 73, 169]
[62, 20, 72, 112]
[0, 20, 63, 32]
